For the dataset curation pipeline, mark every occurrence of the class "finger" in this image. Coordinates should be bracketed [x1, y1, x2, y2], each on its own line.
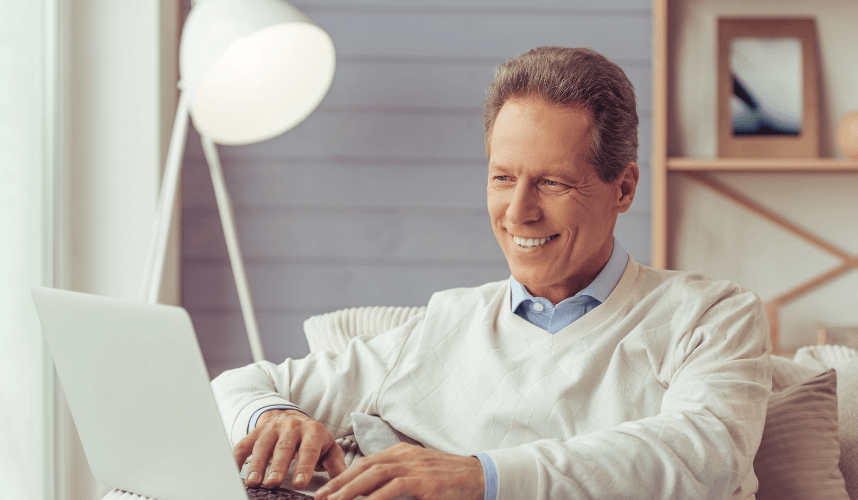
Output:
[314, 456, 367, 500]
[319, 441, 347, 478]
[320, 463, 400, 500]
[246, 430, 278, 487]
[291, 434, 326, 488]
[233, 430, 260, 469]
[261, 432, 301, 488]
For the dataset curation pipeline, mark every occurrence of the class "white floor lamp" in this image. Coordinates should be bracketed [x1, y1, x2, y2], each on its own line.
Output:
[140, 0, 336, 363]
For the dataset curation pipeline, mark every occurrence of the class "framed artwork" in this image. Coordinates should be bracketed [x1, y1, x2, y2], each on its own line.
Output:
[718, 18, 820, 158]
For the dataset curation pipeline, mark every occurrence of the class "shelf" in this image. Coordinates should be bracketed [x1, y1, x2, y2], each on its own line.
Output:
[667, 158, 858, 172]
[653, 0, 858, 354]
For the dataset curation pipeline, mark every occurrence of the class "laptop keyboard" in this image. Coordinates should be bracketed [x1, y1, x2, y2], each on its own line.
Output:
[244, 483, 315, 499]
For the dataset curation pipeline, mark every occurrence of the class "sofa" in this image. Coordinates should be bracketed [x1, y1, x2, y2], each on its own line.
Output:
[304, 306, 858, 500]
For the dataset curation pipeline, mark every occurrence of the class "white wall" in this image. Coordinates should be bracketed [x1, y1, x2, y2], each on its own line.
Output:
[56, 1, 179, 498]
[667, 0, 858, 352]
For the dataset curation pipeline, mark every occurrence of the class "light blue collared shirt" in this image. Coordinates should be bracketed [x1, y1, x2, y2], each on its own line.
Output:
[251, 239, 630, 500]
[509, 237, 629, 333]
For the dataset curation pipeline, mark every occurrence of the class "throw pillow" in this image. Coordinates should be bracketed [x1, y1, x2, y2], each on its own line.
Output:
[837, 357, 858, 499]
[754, 369, 849, 500]
[789, 344, 858, 499]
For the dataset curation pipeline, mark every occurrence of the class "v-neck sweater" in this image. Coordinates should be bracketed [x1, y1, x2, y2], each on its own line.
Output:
[211, 258, 772, 500]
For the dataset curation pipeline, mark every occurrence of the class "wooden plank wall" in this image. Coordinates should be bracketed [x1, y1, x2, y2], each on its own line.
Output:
[181, 0, 653, 378]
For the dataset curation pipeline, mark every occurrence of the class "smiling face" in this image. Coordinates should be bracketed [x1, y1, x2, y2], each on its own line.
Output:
[487, 96, 638, 304]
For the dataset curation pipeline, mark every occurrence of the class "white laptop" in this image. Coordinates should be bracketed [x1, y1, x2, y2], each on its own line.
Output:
[31, 287, 326, 500]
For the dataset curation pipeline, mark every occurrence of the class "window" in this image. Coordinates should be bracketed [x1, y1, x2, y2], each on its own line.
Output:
[0, 0, 56, 498]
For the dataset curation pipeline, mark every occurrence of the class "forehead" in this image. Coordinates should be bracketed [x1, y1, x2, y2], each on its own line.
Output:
[489, 97, 593, 174]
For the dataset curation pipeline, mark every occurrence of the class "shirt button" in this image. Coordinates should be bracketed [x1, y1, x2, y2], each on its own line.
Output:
[532, 303, 544, 312]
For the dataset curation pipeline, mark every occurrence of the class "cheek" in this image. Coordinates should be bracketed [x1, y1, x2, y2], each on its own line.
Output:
[486, 191, 504, 221]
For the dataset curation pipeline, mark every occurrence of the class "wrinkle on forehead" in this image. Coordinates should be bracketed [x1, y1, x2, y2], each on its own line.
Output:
[490, 98, 595, 176]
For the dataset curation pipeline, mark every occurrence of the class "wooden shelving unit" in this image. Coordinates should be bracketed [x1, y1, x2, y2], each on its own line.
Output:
[651, 0, 669, 274]
[667, 158, 858, 172]
[651, 0, 858, 354]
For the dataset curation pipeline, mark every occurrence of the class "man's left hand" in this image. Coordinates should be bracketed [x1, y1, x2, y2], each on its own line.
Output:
[312, 442, 485, 500]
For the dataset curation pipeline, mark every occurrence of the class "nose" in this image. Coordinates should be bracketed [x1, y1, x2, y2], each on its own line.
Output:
[506, 182, 541, 225]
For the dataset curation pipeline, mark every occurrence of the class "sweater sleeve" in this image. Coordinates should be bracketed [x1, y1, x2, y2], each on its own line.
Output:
[484, 287, 772, 500]
[210, 312, 424, 447]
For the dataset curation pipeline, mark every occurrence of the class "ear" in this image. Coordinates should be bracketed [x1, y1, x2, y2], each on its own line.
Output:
[615, 162, 639, 213]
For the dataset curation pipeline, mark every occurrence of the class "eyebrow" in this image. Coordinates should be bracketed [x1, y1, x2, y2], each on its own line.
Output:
[488, 163, 577, 179]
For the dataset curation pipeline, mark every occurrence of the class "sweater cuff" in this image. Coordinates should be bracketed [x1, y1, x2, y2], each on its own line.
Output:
[483, 447, 538, 500]
[231, 395, 297, 446]
[474, 453, 499, 500]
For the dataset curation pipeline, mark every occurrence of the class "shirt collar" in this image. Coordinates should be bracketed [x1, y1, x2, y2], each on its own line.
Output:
[509, 237, 629, 310]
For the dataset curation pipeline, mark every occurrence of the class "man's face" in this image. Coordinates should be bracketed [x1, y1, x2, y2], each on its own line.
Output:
[486, 97, 637, 304]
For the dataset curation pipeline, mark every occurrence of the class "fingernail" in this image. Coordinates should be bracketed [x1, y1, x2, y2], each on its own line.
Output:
[267, 472, 279, 483]
[295, 473, 305, 484]
[247, 471, 259, 483]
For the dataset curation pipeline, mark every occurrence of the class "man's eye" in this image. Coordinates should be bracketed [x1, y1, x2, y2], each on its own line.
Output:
[494, 176, 510, 182]
[541, 180, 565, 188]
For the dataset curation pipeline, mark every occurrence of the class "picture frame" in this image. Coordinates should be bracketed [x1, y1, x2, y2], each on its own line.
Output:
[718, 18, 820, 158]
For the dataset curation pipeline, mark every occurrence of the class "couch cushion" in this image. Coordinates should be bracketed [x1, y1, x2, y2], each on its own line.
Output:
[794, 344, 858, 373]
[771, 353, 817, 391]
[303, 306, 426, 355]
[754, 369, 849, 500]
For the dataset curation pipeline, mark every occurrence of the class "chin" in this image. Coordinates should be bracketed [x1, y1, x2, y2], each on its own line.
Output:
[510, 269, 553, 289]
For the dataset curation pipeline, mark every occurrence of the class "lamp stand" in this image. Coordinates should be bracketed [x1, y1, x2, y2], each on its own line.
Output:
[199, 135, 266, 363]
[141, 89, 266, 363]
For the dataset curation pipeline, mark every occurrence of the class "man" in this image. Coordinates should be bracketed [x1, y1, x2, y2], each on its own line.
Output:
[211, 46, 771, 500]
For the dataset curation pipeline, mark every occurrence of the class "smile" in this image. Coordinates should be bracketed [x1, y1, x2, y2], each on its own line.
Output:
[513, 234, 558, 248]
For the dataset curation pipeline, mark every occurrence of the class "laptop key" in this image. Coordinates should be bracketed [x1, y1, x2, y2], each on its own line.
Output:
[244, 483, 316, 499]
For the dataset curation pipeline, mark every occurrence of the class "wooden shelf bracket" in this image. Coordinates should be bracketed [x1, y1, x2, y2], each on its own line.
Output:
[684, 172, 858, 354]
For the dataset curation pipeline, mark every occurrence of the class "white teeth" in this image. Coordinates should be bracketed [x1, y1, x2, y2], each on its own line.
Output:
[513, 235, 555, 248]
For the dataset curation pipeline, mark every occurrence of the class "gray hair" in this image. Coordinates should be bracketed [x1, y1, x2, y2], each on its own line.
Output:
[483, 46, 639, 182]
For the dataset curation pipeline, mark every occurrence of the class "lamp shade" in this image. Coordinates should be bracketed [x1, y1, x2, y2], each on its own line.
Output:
[180, 0, 336, 145]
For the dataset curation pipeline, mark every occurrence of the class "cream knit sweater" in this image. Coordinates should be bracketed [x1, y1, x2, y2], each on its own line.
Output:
[211, 258, 772, 500]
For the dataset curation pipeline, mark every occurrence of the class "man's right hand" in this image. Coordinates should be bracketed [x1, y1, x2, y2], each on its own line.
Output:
[234, 409, 347, 490]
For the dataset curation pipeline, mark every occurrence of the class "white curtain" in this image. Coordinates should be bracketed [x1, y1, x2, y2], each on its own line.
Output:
[0, 0, 55, 499]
